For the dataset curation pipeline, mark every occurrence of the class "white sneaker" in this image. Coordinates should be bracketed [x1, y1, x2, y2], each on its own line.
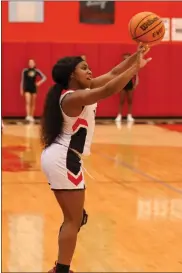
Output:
[127, 114, 134, 122]
[115, 114, 122, 122]
[25, 116, 31, 121]
[29, 116, 35, 122]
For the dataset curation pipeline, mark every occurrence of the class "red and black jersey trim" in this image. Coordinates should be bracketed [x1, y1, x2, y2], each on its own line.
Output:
[69, 118, 88, 154]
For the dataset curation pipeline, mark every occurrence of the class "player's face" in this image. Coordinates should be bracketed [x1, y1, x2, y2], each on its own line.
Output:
[28, 59, 35, 68]
[73, 61, 92, 89]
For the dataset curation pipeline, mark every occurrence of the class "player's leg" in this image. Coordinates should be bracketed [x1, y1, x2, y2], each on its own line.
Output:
[53, 189, 85, 273]
[30, 93, 37, 122]
[126, 90, 134, 122]
[24, 92, 32, 121]
[41, 145, 86, 273]
[115, 89, 126, 122]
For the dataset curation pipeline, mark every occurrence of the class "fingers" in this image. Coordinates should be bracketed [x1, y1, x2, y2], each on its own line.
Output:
[143, 46, 150, 56]
[146, 57, 152, 63]
[137, 42, 143, 49]
[137, 42, 144, 52]
[136, 49, 141, 62]
[138, 43, 150, 55]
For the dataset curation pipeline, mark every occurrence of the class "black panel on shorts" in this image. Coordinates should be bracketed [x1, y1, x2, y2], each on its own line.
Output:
[66, 149, 81, 176]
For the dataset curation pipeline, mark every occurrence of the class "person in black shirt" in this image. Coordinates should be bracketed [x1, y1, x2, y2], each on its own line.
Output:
[115, 53, 139, 123]
[20, 59, 47, 122]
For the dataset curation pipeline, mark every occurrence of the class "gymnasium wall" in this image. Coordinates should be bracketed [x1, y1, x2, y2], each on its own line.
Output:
[2, 2, 182, 117]
[2, 2, 182, 43]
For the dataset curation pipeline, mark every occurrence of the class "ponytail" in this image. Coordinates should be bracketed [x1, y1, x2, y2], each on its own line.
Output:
[40, 84, 64, 148]
[40, 56, 84, 148]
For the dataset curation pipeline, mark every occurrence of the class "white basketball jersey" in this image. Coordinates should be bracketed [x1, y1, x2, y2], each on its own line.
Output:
[55, 89, 97, 156]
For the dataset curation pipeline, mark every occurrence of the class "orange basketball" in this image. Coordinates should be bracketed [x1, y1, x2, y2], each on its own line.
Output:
[129, 12, 165, 46]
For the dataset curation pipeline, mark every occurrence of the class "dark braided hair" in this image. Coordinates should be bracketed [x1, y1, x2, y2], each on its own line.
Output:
[40, 56, 83, 148]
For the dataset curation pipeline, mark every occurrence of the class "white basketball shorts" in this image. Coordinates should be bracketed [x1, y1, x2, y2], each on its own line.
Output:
[41, 143, 85, 190]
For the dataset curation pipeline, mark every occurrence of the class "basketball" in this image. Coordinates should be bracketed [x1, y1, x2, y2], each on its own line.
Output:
[129, 11, 165, 46]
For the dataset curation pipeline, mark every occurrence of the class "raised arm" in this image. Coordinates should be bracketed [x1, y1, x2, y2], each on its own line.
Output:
[62, 49, 151, 117]
[63, 65, 138, 116]
[73, 65, 138, 103]
[133, 73, 139, 89]
[91, 44, 149, 89]
[20, 69, 26, 95]
[36, 69, 47, 86]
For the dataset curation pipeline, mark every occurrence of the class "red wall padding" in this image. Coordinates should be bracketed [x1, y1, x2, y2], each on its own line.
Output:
[2, 42, 182, 117]
[3, 1, 182, 43]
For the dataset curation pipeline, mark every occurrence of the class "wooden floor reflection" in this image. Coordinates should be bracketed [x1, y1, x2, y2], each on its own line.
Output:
[2, 122, 182, 272]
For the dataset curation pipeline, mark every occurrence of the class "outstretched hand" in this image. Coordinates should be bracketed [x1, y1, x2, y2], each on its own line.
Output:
[137, 42, 152, 69]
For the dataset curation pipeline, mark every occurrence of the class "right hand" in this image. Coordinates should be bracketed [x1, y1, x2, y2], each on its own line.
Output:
[137, 43, 152, 69]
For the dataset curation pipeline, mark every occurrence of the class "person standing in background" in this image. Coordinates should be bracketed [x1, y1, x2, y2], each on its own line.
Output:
[115, 53, 139, 123]
[20, 59, 47, 122]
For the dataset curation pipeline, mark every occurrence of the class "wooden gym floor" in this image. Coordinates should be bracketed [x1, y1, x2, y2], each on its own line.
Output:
[2, 121, 182, 272]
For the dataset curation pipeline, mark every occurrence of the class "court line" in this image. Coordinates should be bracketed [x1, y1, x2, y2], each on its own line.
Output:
[98, 152, 182, 195]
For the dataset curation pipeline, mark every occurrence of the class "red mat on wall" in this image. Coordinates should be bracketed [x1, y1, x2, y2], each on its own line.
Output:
[2, 42, 182, 117]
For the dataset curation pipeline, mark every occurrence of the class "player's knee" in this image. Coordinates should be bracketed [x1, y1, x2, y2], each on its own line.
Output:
[60, 209, 88, 233]
[78, 209, 88, 232]
[26, 100, 31, 106]
[60, 219, 79, 234]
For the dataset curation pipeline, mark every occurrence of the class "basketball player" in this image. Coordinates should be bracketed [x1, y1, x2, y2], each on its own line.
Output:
[40, 45, 151, 273]
[115, 53, 139, 123]
[20, 59, 47, 122]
